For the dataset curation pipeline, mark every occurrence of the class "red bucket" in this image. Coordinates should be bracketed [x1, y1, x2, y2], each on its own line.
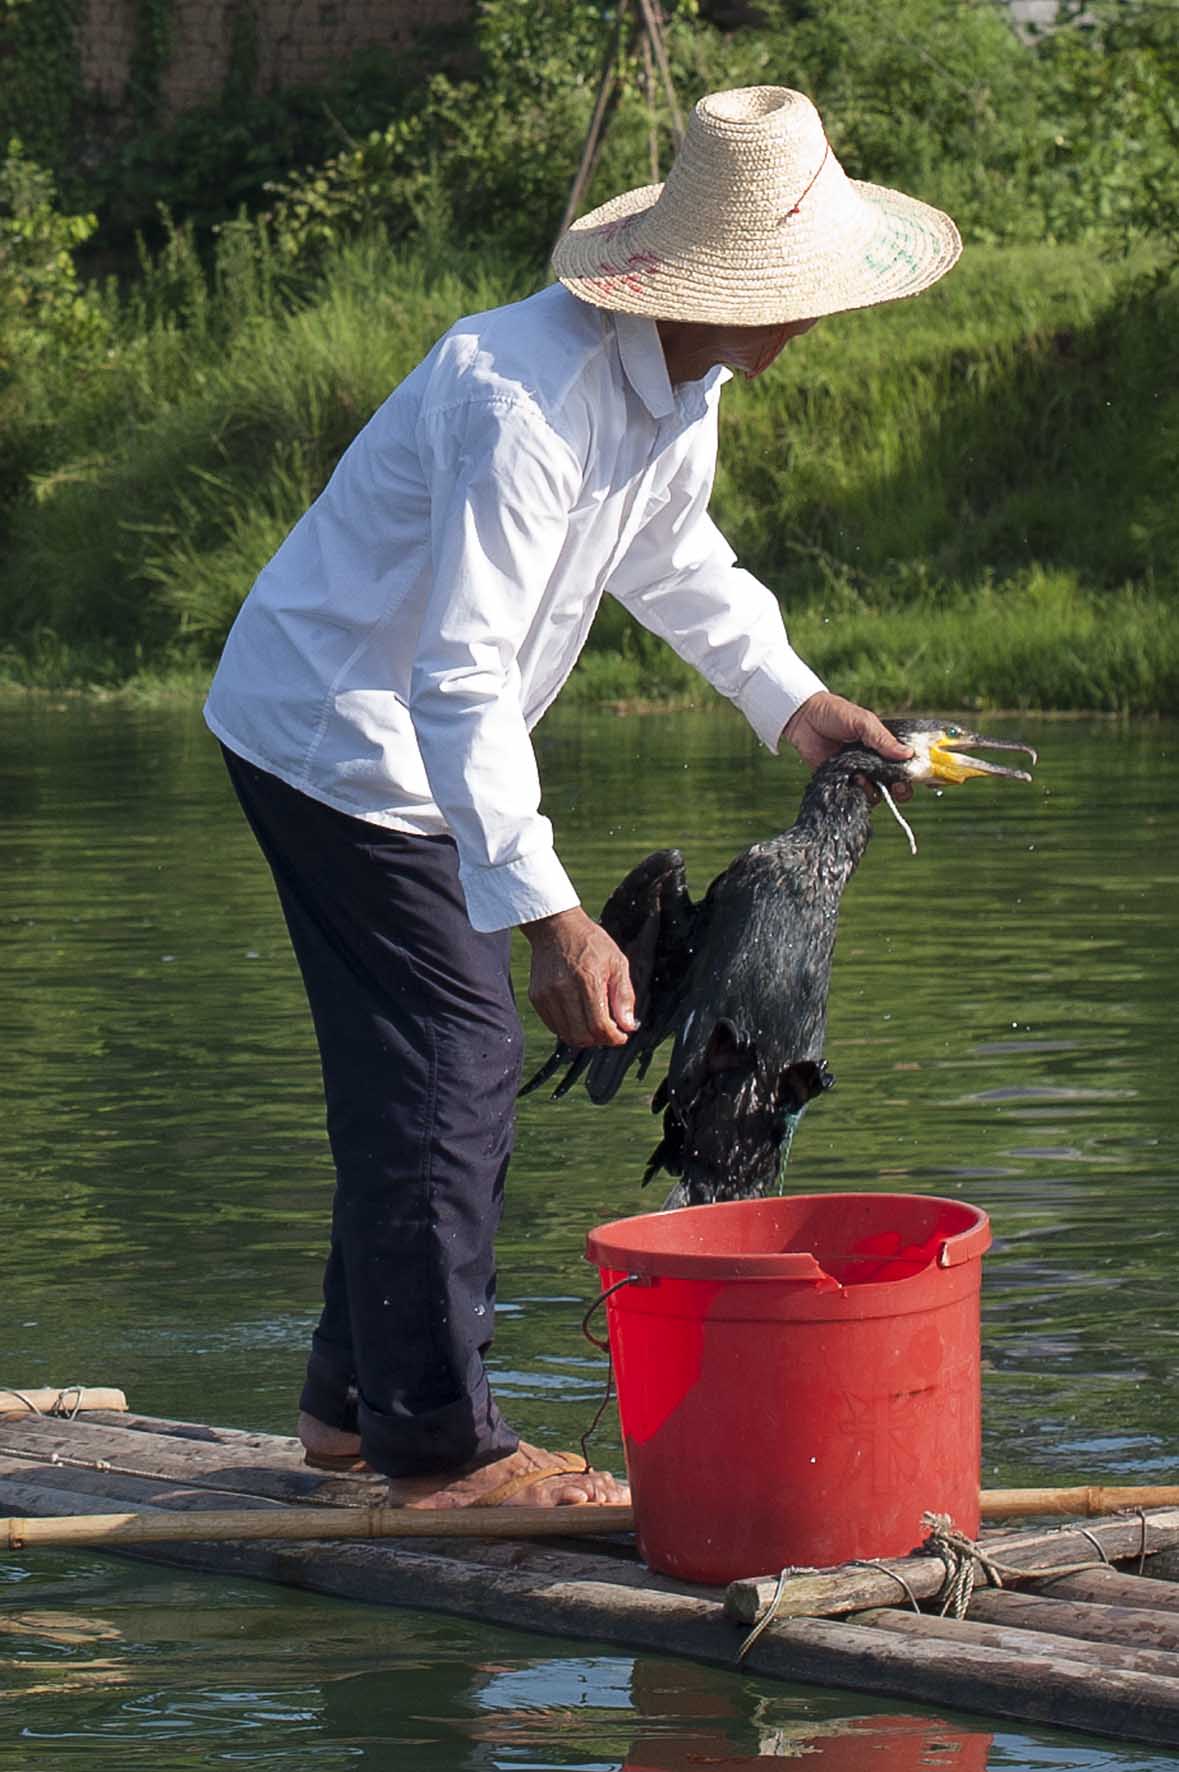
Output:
[586, 1192, 990, 1586]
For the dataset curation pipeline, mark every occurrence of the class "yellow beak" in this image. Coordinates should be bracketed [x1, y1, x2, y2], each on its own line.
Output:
[928, 735, 1036, 785]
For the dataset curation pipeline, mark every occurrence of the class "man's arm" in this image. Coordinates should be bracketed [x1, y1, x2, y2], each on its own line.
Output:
[607, 448, 906, 776]
[413, 396, 643, 1046]
[410, 396, 584, 935]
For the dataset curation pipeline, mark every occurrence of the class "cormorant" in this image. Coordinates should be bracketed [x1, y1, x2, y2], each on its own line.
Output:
[522, 719, 1036, 1206]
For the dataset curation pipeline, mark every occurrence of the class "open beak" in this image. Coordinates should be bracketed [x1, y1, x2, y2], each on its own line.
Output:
[928, 731, 1037, 785]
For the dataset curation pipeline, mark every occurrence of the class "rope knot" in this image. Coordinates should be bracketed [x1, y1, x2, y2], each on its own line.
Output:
[920, 1509, 1003, 1617]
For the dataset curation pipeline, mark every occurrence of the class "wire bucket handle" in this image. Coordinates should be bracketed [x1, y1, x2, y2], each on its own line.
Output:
[580, 1272, 644, 1350]
[578, 1273, 644, 1467]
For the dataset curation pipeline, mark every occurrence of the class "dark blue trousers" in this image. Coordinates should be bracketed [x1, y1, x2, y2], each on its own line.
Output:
[222, 746, 523, 1478]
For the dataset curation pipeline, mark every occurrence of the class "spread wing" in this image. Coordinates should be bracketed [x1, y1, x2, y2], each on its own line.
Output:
[519, 848, 700, 1105]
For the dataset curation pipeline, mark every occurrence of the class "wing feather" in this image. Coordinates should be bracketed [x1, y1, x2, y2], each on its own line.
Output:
[519, 849, 698, 1104]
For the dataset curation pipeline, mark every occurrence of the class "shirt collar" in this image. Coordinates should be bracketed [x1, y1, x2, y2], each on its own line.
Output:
[612, 311, 676, 421]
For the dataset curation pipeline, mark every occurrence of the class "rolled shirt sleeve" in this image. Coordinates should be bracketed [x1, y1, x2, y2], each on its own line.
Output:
[410, 396, 585, 933]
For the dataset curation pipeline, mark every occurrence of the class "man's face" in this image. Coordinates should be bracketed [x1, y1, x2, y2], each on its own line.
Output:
[656, 315, 821, 385]
[709, 316, 820, 379]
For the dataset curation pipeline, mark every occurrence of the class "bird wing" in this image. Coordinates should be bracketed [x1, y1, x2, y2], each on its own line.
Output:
[519, 848, 698, 1104]
[640, 853, 838, 1201]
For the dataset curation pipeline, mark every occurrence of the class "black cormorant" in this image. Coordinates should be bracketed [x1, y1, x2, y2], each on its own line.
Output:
[522, 719, 1036, 1206]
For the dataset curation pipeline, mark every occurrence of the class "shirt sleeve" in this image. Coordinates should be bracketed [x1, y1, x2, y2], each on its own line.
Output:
[606, 424, 825, 753]
[410, 395, 584, 933]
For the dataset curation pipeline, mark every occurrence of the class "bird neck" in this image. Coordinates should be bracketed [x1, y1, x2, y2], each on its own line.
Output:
[790, 761, 876, 876]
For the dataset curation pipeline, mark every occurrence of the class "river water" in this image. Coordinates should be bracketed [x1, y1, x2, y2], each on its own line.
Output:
[1, 698, 1177, 1769]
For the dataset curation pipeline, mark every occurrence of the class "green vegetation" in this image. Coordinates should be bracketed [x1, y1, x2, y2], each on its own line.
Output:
[0, 0, 1177, 709]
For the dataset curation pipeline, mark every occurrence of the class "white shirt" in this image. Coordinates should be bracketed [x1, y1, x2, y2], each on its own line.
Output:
[204, 283, 825, 932]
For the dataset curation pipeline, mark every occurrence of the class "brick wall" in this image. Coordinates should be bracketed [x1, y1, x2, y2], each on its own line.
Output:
[79, 0, 473, 116]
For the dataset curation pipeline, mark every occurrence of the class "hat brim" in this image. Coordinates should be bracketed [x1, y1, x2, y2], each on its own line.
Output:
[552, 178, 962, 325]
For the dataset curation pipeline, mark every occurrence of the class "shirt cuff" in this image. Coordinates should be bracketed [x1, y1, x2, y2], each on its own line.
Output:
[735, 654, 828, 753]
[459, 846, 581, 933]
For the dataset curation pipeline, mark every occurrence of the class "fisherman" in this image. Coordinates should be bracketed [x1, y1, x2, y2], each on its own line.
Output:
[204, 85, 961, 1508]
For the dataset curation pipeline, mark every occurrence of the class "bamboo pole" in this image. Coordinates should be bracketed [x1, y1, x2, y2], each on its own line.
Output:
[981, 1486, 1179, 1520]
[553, 0, 681, 250]
[640, 31, 660, 183]
[554, 0, 629, 243]
[0, 1388, 127, 1418]
[634, 0, 683, 140]
[3, 1503, 634, 1552]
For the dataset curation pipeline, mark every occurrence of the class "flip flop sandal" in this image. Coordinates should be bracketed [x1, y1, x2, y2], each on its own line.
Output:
[303, 1450, 371, 1473]
[473, 1450, 592, 1507]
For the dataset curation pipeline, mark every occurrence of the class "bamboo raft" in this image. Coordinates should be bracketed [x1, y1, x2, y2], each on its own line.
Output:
[6, 1390, 1179, 1747]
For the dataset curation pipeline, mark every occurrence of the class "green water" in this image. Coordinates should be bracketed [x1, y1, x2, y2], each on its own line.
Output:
[1, 699, 1177, 1769]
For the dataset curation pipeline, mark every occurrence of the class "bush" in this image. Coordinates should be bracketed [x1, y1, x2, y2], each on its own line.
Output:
[3, 230, 1176, 711]
[245, 0, 1179, 297]
[79, 45, 449, 251]
[2, 0, 1178, 704]
[0, 139, 107, 377]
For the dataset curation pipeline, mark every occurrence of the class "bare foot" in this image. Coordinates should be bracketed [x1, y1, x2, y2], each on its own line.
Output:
[390, 1443, 630, 1510]
[298, 1410, 362, 1462]
[299, 1417, 629, 1507]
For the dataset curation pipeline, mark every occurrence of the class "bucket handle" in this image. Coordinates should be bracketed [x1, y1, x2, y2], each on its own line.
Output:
[581, 1272, 645, 1351]
[578, 1273, 644, 1469]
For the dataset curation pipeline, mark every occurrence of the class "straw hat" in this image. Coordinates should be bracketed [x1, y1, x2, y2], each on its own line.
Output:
[552, 86, 961, 325]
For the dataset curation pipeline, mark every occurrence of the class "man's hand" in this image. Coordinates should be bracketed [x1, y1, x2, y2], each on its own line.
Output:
[782, 691, 914, 801]
[521, 906, 638, 1049]
[783, 691, 911, 768]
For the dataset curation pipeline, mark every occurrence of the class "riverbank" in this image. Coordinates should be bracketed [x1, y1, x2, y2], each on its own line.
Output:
[1, 236, 1175, 710]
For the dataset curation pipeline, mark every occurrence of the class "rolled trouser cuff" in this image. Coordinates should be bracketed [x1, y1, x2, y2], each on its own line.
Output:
[357, 1376, 519, 1479]
[299, 1340, 360, 1434]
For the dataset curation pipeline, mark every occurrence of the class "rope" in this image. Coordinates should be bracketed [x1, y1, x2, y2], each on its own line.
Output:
[736, 1510, 1122, 1656]
[848, 1557, 923, 1612]
[737, 1564, 820, 1660]
[0, 1387, 301, 1504]
[738, 1554, 924, 1660]
[1076, 1524, 1111, 1565]
[0, 1439, 343, 1508]
[921, 1512, 1003, 1616]
[0, 1387, 88, 1420]
[2, 1391, 42, 1417]
[878, 783, 918, 854]
[921, 1511, 1115, 1617]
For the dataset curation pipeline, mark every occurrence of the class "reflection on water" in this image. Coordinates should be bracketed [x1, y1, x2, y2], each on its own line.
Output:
[0, 1564, 1000, 1767]
[1, 700, 1178, 1768]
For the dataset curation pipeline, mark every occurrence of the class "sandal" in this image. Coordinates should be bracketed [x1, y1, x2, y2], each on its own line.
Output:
[303, 1449, 371, 1474]
[473, 1450, 591, 1507]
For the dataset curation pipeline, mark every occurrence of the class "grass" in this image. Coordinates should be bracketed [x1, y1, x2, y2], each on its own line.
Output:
[559, 571, 1177, 717]
[1, 230, 1176, 711]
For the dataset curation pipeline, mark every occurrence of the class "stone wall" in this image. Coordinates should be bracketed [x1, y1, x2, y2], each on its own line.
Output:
[79, 0, 473, 115]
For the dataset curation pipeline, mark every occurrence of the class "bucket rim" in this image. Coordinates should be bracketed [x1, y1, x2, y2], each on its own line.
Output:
[584, 1191, 991, 1282]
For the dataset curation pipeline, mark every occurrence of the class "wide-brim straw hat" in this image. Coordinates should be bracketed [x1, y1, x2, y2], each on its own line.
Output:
[552, 86, 962, 326]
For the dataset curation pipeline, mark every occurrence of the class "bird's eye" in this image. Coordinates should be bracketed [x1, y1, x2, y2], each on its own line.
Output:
[945, 725, 961, 738]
